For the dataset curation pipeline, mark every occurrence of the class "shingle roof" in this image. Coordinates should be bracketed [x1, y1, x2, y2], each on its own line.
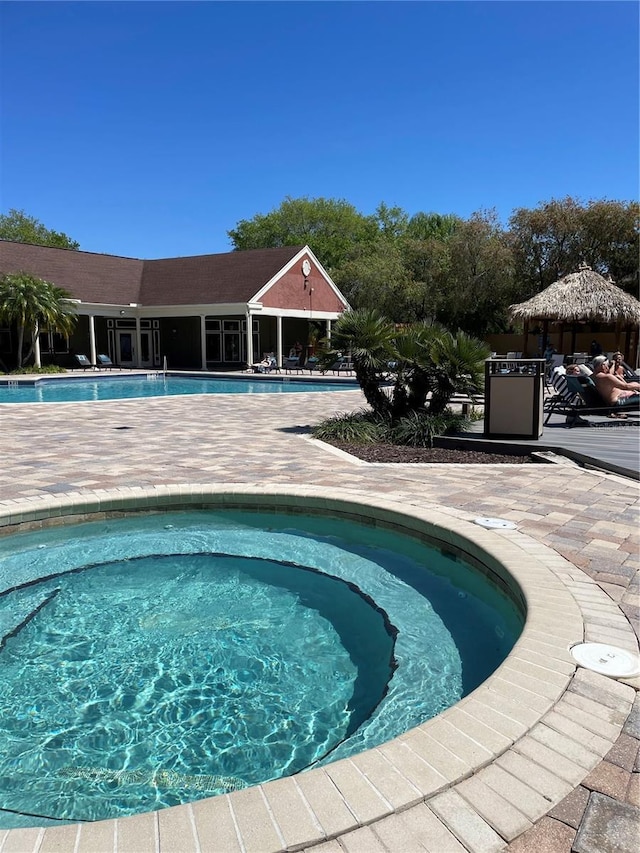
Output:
[0, 241, 143, 305]
[140, 246, 305, 306]
[0, 241, 306, 307]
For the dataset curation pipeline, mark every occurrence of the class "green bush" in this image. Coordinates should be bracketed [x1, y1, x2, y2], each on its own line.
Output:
[390, 411, 469, 448]
[312, 410, 391, 444]
[9, 365, 68, 375]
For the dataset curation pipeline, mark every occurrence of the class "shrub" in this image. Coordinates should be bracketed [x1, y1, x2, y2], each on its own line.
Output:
[312, 410, 391, 444]
[390, 411, 469, 448]
[9, 365, 67, 375]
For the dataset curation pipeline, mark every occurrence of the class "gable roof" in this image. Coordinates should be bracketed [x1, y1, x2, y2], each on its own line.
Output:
[0, 241, 308, 307]
[140, 246, 306, 306]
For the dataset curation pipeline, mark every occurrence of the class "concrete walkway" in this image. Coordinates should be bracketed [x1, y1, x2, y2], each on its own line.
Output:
[0, 385, 638, 852]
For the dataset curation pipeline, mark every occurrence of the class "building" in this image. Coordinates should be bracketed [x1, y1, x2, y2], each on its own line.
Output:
[0, 241, 349, 370]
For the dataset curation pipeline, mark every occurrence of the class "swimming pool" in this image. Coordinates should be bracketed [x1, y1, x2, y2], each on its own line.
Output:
[0, 374, 358, 403]
[0, 504, 523, 827]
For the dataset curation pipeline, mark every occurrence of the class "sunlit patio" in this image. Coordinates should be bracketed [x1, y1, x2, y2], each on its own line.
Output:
[0, 385, 637, 852]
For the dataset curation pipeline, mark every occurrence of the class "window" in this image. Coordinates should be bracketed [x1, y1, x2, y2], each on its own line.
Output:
[38, 330, 69, 353]
[205, 317, 259, 364]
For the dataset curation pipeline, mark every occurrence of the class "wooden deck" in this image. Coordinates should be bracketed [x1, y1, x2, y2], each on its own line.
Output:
[446, 411, 640, 479]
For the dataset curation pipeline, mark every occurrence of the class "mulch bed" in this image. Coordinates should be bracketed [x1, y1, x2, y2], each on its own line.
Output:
[330, 443, 536, 464]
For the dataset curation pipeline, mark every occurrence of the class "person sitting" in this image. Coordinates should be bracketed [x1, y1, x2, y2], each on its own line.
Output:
[252, 353, 277, 373]
[591, 355, 640, 409]
[611, 351, 637, 382]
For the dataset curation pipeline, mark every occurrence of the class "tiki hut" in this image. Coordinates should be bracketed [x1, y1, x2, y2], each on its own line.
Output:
[509, 263, 640, 363]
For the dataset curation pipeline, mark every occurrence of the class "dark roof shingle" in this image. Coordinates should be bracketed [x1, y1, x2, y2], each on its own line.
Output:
[0, 241, 143, 304]
[0, 241, 306, 307]
[140, 246, 305, 305]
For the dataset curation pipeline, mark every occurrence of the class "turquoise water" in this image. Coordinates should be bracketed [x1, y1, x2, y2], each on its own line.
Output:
[0, 375, 357, 403]
[0, 510, 523, 826]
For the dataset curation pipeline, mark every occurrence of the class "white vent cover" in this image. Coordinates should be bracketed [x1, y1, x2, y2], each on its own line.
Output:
[474, 517, 517, 530]
[570, 643, 640, 678]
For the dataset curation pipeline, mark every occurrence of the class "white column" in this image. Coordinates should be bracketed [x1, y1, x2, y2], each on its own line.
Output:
[325, 319, 331, 346]
[200, 316, 207, 370]
[88, 315, 97, 366]
[245, 309, 253, 367]
[276, 315, 283, 366]
[135, 318, 142, 368]
[34, 325, 42, 368]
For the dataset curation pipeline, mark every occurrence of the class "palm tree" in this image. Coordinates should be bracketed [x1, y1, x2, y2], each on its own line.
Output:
[320, 310, 489, 418]
[320, 308, 396, 417]
[0, 272, 77, 368]
[415, 326, 489, 415]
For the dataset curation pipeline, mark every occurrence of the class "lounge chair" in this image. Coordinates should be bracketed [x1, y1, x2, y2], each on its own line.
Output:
[282, 356, 301, 373]
[251, 354, 279, 374]
[96, 353, 117, 369]
[546, 353, 565, 382]
[544, 371, 639, 426]
[74, 354, 94, 370]
[327, 356, 354, 375]
[304, 356, 319, 373]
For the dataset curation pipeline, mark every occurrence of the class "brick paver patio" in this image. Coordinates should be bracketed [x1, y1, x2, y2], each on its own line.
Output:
[0, 385, 638, 852]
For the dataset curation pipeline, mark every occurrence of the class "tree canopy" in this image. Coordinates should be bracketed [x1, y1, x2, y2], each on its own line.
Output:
[227, 196, 376, 270]
[0, 209, 80, 250]
[229, 195, 638, 336]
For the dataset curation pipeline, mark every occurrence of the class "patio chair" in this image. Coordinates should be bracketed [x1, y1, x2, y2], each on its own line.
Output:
[282, 356, 302, 373]
[505, 351, 523, 372]
[96, 353, 117, 369]
[251, 354, 279, 374]
[544, 371, 639, 426]
[546, 353, 565, 383]
[327, 356, 354, 375]
[74, 354, 94, 370]
[304, 356, 319, 373]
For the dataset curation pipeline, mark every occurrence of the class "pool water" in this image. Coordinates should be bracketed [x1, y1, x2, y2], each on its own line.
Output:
[0, 375, 356, 403]
[0, 510, 523, 826]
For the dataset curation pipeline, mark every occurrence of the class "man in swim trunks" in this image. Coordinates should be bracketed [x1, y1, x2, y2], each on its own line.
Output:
[591, 355, 640, 406]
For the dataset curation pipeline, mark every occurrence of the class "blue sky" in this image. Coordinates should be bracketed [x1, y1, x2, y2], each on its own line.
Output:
[1, 1, 637, 259]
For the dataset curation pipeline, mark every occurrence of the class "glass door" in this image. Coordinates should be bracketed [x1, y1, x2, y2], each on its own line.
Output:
[117, 331, 135, 366]
[139, 331, 153, 367]
[116, 330, 153, 368]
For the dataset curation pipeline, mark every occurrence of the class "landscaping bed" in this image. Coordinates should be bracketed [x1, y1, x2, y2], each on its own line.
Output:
[330, 443, 537, 464]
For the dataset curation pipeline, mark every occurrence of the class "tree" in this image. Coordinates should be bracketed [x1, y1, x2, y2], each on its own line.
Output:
[508, 197, 639, 297]
[0, 273, 78, 368]
[227, 196, 377, 270]
[389, 323, 489, 416]
[319, 309, 489, 419]
[0, 209, 80, 250]
[443, 210, 517, 335]
[322, 308, 397, 416]
[332, 239, 414, 320]
[334, 210, 463, 324]
[405, 212, 461, 242]
[579, 200, 639, 292]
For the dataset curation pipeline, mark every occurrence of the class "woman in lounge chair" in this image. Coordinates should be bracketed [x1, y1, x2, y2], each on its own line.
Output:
[252, 354, 276, 373]
[611, 352, 637, 382]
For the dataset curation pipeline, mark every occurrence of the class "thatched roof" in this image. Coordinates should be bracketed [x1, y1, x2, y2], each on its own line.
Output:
[509, 263, 640, 325]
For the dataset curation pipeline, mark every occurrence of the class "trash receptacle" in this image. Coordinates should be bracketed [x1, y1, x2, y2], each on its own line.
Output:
[484, 358, 545, 439]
